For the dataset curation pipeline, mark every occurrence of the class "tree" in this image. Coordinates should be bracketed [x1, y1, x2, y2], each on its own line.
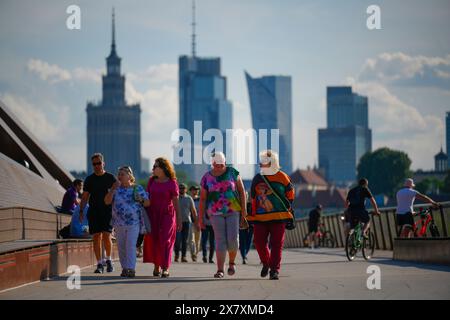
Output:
[357, 147, 412, 197]
[416, 177, 444, 195]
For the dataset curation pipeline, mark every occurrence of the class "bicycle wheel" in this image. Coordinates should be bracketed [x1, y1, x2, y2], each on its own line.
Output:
[429, 223, 440, 237]
[362, 231, 375, 260]
[324, 232, 335, 248]
[345, 232, 357, 261]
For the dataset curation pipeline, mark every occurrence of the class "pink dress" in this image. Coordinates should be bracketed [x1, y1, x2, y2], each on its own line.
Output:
[143, 177, 179, 269]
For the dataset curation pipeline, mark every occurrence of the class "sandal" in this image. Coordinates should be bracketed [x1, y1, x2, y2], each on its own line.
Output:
[227, 262, 236, 276]
[161, 269, 170, 278]
[214, 270, 224, 278]
[153, 267, 161, 277]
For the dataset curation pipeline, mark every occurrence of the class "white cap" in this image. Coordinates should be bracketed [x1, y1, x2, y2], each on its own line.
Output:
[404, 178, 415, 188]
[211, 152, 226, 165]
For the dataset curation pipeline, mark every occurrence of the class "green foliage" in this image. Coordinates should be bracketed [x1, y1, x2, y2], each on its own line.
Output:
[357, 147, 412, 197]
[416, 177, 444, 195]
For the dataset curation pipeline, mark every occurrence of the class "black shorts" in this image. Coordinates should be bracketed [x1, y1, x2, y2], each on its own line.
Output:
[308, 223, 318, 233]
[349, 209, 370, 229]
[87, 207, 113, 234]
[396, 212, 414, 227]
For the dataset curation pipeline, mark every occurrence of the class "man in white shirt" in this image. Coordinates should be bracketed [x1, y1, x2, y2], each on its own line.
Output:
[396, 178, 438, 238]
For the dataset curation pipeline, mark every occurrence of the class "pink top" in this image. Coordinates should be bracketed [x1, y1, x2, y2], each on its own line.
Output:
[147, 177, 179, 214]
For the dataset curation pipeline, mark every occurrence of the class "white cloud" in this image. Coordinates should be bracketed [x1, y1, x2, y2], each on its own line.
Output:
[27, 58, 101, 84]
[125, 70, 179, 167]
[359, 52, 450, 90]
[27, 59, 71, 83]
[346, 77, 443, 169]
[0, 92, 70, 143]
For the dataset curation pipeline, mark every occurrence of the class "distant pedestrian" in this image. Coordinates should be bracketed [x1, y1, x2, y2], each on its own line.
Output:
[192, 185, 215, 264]
[174, 183, 198, 262]
[308, 204, 322, 249]
[239, 192, 253, 264]
[61, 179, 83, 214]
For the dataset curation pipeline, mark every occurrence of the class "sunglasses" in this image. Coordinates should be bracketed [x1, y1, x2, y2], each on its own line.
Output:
[152, 165, 160, 169]
[92, 162, 102, 167]
[118, 166, 133, 174]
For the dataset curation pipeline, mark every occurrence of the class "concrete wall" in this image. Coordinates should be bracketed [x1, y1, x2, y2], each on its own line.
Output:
[393, 238, 450, 266]
[0, 207, 71, 243]
[0, 240, 119, 291]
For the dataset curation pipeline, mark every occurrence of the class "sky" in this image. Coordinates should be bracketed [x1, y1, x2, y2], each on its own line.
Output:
[1, 0, 450, 179]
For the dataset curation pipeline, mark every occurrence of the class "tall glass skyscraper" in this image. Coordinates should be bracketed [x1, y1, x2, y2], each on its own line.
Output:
[86, 10, 141, 175]
[177, 57, 233, 183]
[176, 2, 233, 183]
[318, 86, 371, 185]
[245, 72, 293, 175]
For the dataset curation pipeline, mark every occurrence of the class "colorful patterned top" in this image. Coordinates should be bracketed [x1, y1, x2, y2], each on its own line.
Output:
[200, 167, 242, 216]
[111, 185, 149, 227]
[248, 171, 295, 224]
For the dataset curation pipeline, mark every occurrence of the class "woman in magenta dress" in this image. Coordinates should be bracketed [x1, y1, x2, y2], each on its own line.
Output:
[143, 157, 182, 278]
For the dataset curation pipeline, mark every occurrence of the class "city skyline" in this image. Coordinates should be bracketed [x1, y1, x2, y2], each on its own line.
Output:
[1, 1, 450, 179]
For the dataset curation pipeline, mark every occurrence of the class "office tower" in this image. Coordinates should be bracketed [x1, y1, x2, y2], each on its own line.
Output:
[245, 72, 293, 175]
[318, 86, 372, 185]
[86, 9, 141, 176]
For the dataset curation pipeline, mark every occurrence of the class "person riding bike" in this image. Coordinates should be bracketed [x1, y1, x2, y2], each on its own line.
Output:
[396, 178, 439, 238]
[345, 178, 381, 239]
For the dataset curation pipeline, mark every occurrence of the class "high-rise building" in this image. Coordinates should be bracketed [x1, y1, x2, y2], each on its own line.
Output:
[245, 72, 293, 175]
[86, 9, 141, 176]
[318, 86, 372, 185]
[446, 112, 450, 168]
[176, 1, 233, 183]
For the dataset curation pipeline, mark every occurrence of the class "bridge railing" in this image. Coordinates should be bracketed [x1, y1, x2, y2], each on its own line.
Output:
[284, 201, 450, 250]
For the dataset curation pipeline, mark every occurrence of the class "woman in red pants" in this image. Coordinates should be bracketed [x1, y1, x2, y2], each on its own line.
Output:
[247, 150, 295, 280]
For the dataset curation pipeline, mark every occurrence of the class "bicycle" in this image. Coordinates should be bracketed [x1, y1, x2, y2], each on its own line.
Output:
[345, 218, 375, 261]
[303, 223, 336, 248]
[399, 207, 440, 238]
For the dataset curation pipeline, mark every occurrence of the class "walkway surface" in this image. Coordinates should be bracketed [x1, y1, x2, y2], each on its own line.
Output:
[1, 248, 449, 299]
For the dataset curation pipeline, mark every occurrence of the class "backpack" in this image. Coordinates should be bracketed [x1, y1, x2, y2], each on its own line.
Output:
[59, 224, 71, 239]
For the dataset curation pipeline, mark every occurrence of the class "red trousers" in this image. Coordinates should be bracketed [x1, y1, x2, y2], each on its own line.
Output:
[253, 222, 286, 272]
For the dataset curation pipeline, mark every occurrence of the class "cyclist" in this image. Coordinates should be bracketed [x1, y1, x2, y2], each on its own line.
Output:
[396, 178, 439, 238]
[345, 178, 381, 239]
[307, 204, 322, 249]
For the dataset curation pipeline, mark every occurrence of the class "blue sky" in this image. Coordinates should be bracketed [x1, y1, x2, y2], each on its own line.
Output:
[1, 0, 450, 179]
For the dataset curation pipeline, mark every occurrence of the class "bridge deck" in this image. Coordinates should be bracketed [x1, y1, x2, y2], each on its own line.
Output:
[1, 248, 449, 299]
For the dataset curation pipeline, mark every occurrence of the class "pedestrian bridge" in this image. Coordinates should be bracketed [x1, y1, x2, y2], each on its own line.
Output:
[0, 203, 449, 299]
[1, 247, 449, 300]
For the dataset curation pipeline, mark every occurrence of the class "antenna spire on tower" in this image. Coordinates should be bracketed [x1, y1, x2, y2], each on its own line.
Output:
[112, 7, 116, 51]
[191, 0, 196, 57]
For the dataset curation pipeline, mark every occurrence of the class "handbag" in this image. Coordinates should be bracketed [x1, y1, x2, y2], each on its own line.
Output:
[260, 174, 296, 230]
[134, 185, 151, 234]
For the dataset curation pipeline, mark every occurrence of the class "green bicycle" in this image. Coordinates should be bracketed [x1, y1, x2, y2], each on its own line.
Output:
[345, 220, 375, 261]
